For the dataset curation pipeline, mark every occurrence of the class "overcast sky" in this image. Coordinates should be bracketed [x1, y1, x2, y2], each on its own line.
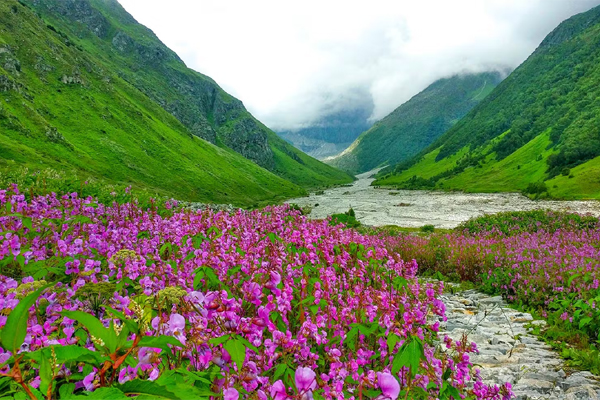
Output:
[118, 0, 600, 131]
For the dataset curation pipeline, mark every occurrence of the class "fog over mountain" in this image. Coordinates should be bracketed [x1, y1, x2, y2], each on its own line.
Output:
[118, 0, 600, 131]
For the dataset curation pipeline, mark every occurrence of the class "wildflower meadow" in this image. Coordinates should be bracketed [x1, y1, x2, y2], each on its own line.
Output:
[0, 186, 512, 399]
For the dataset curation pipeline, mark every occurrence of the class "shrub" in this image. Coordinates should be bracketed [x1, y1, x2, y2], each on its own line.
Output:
[421, 224, 435, 233]
[523, 181, 548, 195]
[330, 208, 360, 228]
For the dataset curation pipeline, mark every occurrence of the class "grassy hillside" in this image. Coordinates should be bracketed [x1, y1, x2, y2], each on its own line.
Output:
[0, 0, 310, 206]
[327, 72, 502, 174]
[0, 0, 351, 207]
[376, 5, 600, 199]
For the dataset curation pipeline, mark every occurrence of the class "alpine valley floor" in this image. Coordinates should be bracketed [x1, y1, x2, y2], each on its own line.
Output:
[286, 170, 600, 228]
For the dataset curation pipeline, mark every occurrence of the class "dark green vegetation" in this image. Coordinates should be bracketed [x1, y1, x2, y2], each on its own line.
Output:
[277, 105, 373, 159]
[0, 0, 352, 207]
[328, 72, 502, 174]
[376, 5, 600, 199]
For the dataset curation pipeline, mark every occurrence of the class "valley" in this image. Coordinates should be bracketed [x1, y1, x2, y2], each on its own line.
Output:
[2, 1, 600, 399]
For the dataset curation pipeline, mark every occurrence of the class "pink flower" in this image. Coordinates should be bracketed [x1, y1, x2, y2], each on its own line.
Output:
[166, 313, 186, 344]
[377, 372, 400, 400]
[223, 388, 239, 400]
[270, 380, 288, 400]
[83, 371, 95, 391]
[295, 367, 317, 395]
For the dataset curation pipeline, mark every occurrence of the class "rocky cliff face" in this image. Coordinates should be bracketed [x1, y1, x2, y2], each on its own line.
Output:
[220, 117, 275, 170]
[32, 0, 112, 39]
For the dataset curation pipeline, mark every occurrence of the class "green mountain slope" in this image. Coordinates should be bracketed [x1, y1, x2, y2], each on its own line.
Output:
[0, 0, 351, 206]
[327, 72, 502, 174]
[375, 5, 600, 199]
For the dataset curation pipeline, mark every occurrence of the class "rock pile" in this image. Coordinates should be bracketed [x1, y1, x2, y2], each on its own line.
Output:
[438, 288, 600, 399]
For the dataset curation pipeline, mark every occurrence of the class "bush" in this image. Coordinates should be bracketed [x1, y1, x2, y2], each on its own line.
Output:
[523, 181, 548, 195]
[420, 224, 435, 233]
[561, 167, 571, 176]
[330, 208, 360, 228]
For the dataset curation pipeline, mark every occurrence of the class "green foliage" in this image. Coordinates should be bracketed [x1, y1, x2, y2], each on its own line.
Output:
[329, 72, 502, 174]
[420, 224, 435, 233]
[1, 285, 48, 352]
[376, 5, 600, 198]
[456, 210, 599, 236]
[523, 181, 548, 196]
[330, 208, 361, 228]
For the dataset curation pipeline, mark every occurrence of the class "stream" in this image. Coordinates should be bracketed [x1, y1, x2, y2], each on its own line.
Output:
[286, 170, 600, 228]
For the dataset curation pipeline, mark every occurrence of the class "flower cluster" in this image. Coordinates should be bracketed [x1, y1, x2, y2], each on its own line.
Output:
[388, 214, 600, 340]
[0, 186, 511, 399]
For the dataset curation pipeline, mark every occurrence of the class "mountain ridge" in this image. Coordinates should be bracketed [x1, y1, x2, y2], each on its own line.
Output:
[327, 71, 503, 174]
[0, 0, 352, 206]
[374, 5, 600, 199]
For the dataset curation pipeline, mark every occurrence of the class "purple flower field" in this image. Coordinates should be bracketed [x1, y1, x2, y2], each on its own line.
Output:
[389, 211, 600, 347]
[0, 186, 512, 399]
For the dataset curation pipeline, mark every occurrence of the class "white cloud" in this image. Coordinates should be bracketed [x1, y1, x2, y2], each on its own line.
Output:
[118, 0, 600, 130]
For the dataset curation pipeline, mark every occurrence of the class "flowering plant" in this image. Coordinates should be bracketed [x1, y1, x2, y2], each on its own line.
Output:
[0, 186, 511, 399]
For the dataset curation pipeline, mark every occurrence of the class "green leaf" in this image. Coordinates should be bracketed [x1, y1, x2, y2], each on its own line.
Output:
[579, 317, 593, 329]
[442, 367, 452, 381]
[173, 367, 211, 385]
[116, 324, 131, 350]
[392, 337, 424, 376]
[16, 255, 25, 269]
[159, 243, 172, 259]
[568, 273, 581, 287]
[234, 334, 259, 353]
[357, 323, 379, 337]
[157, 382, 214, 399]
[38, 349, 52, 395]
[273, 363, 288, 380]
[208, 335, 229, 346]
[224, 338, 246, 370]
[387, 333, 400, 354]
[138, 335, 183, 353]
[1, 285, 49, 352]
[103, 306, 139, 334]
[440, 381, 461, 399]
[345, 325, 360, 350]
[86, 387, 129, 400]
[193, 266, 220, 291]
[61, 310, 118, 353]
[117, 379, 182, 399]
[392, 276, 408, 291]
[192, 234, 208, 249]
[58, 383, 75, 399]
[21, 217, 33, 231]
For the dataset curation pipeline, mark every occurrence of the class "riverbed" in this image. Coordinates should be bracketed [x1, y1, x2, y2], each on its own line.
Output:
[286, 170, 600, 228]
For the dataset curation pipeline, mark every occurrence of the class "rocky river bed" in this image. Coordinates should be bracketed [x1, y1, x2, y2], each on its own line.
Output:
[440, 286, 600, 399]
[286, 170, 600, 228]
